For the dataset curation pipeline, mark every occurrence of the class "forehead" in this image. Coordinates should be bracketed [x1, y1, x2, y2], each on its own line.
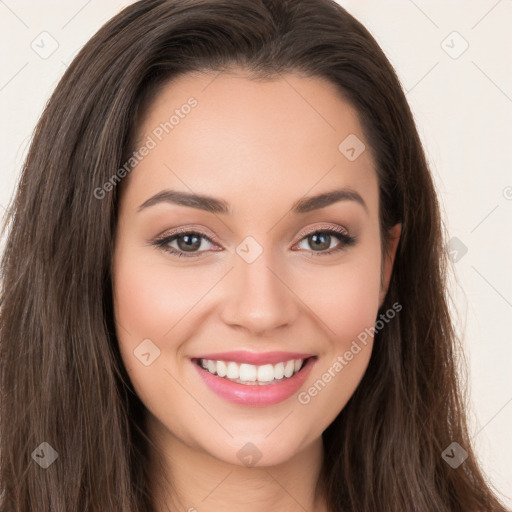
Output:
[122, 70, 378, 218]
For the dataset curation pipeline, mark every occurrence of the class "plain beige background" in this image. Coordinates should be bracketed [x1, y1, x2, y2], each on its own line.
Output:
[0, 0, 510, 506]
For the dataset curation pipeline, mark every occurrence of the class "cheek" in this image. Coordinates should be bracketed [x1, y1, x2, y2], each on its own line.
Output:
[113, 247, 204, 341]
[328, 260, 380, 342]
[111, 245, 204, 402]
[298, 247, 382, 347]
[293, 246, 381, 419]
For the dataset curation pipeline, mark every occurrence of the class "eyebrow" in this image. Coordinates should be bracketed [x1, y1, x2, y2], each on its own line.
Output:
[138, 187, 368, 215]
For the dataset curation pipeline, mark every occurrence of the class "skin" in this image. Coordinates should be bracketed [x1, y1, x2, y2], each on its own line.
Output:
[112, 70, 401, 512]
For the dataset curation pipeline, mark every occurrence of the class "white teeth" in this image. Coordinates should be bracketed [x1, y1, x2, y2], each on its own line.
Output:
[226, 361, 239, 379]
[284, 360, 294, 378]
[216, 360, 227, 377]
[257, 364, 275, 382]
[239, 363, 257, 382]
[274, 362, 284, 379]
[198, 357, 307, 384]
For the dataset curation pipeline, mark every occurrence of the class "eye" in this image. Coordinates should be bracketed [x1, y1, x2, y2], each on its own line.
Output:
[293, 226, 356, 256]
[152, 229, 220, 258]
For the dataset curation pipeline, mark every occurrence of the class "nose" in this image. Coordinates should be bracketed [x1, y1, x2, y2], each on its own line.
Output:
[219, 246, 299, 336]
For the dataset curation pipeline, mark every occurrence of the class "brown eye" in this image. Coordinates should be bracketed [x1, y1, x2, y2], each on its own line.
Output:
[295, 227, 356, 256]
[153, 231, 218, 258]
[175, 233, 202, 252]
[306, 232, 333, 251]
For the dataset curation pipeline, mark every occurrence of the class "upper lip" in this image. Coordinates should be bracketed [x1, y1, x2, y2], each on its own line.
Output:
[192, 351, 315, 366]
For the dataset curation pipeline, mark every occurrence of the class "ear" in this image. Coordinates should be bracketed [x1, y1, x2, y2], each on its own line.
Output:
[379, 223, 401, 307]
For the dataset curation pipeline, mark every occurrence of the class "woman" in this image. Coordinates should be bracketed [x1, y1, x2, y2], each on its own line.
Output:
[0, 0, 508, 510]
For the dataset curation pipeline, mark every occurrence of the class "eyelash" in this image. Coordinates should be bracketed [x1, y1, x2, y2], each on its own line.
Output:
[151, 225, 356, 259]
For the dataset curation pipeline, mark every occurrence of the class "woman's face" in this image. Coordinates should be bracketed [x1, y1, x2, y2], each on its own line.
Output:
[113, 71, 400, 467]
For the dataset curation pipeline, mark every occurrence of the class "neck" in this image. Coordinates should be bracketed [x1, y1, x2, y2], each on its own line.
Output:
[146, 414, 329, 512]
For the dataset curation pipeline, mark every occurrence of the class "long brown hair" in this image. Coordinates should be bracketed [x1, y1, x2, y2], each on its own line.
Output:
[0, 0, 508, 510]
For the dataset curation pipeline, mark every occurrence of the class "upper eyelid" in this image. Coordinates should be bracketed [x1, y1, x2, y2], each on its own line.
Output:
[155, 224, 350, 244]
[297, 224, 349, 238]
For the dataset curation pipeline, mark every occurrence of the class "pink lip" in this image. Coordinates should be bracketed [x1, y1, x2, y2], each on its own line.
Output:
[193, 350, 315, 365]
[192, 356, 316, 407]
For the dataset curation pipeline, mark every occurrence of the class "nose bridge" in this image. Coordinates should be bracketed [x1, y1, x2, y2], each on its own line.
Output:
[219, 237, 298, 334]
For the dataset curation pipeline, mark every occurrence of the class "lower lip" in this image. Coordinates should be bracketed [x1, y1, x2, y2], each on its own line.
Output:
[192, 357, 316, 407]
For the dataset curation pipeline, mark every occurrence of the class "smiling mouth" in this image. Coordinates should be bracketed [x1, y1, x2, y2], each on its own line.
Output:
[192, 357, 315, 386]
